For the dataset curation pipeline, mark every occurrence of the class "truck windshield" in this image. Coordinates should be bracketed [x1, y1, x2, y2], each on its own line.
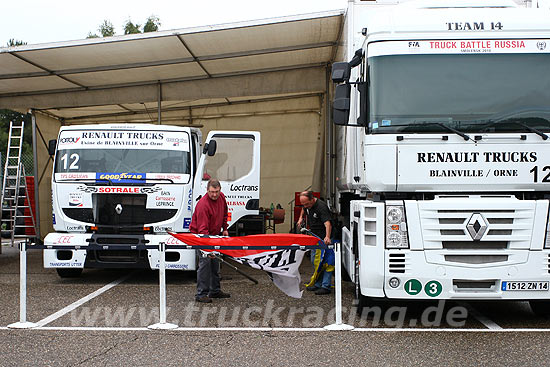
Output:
[54, 149, 190, 175]
[368, 53, 550, 134]
[54, 129, 191, 183]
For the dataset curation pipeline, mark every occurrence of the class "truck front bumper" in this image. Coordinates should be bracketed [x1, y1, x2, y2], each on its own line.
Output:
[43, 233, 197, 271]
[381, 250, 550, 300]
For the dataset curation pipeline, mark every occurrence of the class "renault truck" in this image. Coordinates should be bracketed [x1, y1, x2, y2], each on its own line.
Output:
[44, 124, 260, 277]
[332, 0, 550, 315]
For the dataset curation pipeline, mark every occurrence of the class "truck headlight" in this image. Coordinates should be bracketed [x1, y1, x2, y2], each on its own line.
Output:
[387, 232, 402, 247]
[387, 207, 402, 224]
[386, 204, 409, 249]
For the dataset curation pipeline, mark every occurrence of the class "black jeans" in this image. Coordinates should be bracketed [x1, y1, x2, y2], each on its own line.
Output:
[195, 251, 221, 298]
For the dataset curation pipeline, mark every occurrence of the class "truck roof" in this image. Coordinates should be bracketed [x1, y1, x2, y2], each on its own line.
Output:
[59, 123, 196, 132]
[358, 3, 550, 42]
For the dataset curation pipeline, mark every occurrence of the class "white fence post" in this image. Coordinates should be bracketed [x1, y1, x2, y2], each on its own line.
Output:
[324, 241, 354, 331]
[148, 242, 178, 330]
[8, 241, 37, 329]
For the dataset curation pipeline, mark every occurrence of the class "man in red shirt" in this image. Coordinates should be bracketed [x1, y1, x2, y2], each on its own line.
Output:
[190, 178, 231, 303]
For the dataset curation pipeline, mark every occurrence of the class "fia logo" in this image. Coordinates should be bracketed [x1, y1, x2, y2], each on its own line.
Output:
[537, 41, 547, 51]
[408, 41, 420, 48]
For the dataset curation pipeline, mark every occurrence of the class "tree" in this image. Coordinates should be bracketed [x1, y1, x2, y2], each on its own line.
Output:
[99, 20, 116, 37]
[87, 20, 116, 38]
[0, 110, 33, 167]
[2, 40, 32, 159]
[124, 19, 141, 35]
[143, 16, 161, 33]
[88, 16, 160, 38]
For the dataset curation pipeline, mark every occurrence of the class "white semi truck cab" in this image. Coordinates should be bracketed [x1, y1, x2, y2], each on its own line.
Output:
[332, 0, 550, 315]
[44, 124, 260, 277]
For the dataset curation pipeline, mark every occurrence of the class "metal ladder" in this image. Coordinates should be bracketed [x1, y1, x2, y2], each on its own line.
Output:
[1, 121, 37, 250]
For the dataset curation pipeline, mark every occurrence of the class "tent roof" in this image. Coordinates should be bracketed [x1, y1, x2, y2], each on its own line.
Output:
[0, 10, 344, 123]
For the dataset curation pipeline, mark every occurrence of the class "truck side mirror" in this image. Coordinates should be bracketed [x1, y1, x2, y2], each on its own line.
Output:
[332, 62, 351, 83]
[333, 84, 351, 125]
[203, 140, 217, 156]
[48, 139, 57, 156]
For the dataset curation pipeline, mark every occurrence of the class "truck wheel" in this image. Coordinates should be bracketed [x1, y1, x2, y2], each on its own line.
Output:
[56, 268, 83, 278]
[529, 300, 550, 317]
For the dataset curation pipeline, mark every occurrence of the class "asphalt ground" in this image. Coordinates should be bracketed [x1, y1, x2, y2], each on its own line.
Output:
[2, 241, 550, 366]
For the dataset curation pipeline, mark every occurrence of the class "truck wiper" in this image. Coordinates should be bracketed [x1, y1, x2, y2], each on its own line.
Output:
[95, 178, 175, 185]
[55, 178, 99, 184]
[406, 122, 474, 142]
[510, 120, 548, 140]
[56, 178, 174, 185]
[137, 178, 175, 184]
[481, 118, 549, 140]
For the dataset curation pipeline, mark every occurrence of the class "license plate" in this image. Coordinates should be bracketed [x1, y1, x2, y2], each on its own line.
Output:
[501, 281, 549, 291]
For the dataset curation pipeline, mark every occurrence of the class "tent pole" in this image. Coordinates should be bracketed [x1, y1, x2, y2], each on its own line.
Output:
[157, 82, 162, 125]
[30, 110, 40, 240]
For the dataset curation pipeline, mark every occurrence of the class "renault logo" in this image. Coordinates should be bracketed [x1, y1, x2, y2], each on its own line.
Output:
[466, 213, 488, 241]
[115, 204, 123, 215]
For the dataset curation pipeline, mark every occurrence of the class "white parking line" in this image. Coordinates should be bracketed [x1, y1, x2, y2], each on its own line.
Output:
[459, 302, 502, 330]
[3, 326, 550, 332]
[34, 272, 134, 328]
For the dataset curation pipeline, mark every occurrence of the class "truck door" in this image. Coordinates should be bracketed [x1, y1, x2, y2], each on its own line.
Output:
[192, 131, 260, 229]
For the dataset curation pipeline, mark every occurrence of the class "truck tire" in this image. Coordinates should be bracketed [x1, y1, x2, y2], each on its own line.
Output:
[56, 268, 83, 278]
[529, 300, 550, 317]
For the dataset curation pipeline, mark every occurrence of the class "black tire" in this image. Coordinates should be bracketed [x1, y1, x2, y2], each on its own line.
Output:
[529, 300, 550, 317]
[56, 268, 83, 278]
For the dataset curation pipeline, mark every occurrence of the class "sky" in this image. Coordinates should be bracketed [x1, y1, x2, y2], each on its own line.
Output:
[1, 0, 349, 46]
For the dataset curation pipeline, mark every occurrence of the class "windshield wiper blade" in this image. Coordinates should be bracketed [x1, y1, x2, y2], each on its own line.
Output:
[407, 122, 473, 142]
[434, 122, 472, 142]
[97, 177, 175, 185]
[516, 121, 549, 140]
[481, 117, 550, 140]
[57, 177, 175, 184]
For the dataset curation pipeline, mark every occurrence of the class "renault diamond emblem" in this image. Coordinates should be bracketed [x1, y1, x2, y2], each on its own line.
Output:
[466, 213, 488, 241]
[115, 204, 123, 215]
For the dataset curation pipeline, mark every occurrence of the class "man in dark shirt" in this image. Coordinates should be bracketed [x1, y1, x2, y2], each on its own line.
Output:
[190, 178, 231, 303]
[297, 191, 333, 295]
[297, 191, 332, 245]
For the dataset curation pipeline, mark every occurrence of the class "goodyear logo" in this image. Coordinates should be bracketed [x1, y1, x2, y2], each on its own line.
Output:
[96, 172, 145, 183]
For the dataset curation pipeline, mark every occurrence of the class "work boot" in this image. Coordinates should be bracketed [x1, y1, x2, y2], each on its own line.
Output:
[195, 295, 212, 303]
[306, 285, 319, 292]
[315, 287, 331, 295]
[209, 291, 231, 299]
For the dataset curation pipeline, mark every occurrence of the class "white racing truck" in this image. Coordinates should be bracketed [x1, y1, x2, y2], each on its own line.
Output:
[44, 124, 260, 277]
[332, 0, 550, 315]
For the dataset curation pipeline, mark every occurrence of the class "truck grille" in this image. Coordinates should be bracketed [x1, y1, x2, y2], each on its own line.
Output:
[418, 198, 536, 250]
[442, 241, 507, 250]
[388, 252, 407, 273]
[444, 255, 508, 264]
[62, 193, 177, 227]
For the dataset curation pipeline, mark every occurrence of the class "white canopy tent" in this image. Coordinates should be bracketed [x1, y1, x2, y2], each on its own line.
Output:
[0, 10, 344, 236]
